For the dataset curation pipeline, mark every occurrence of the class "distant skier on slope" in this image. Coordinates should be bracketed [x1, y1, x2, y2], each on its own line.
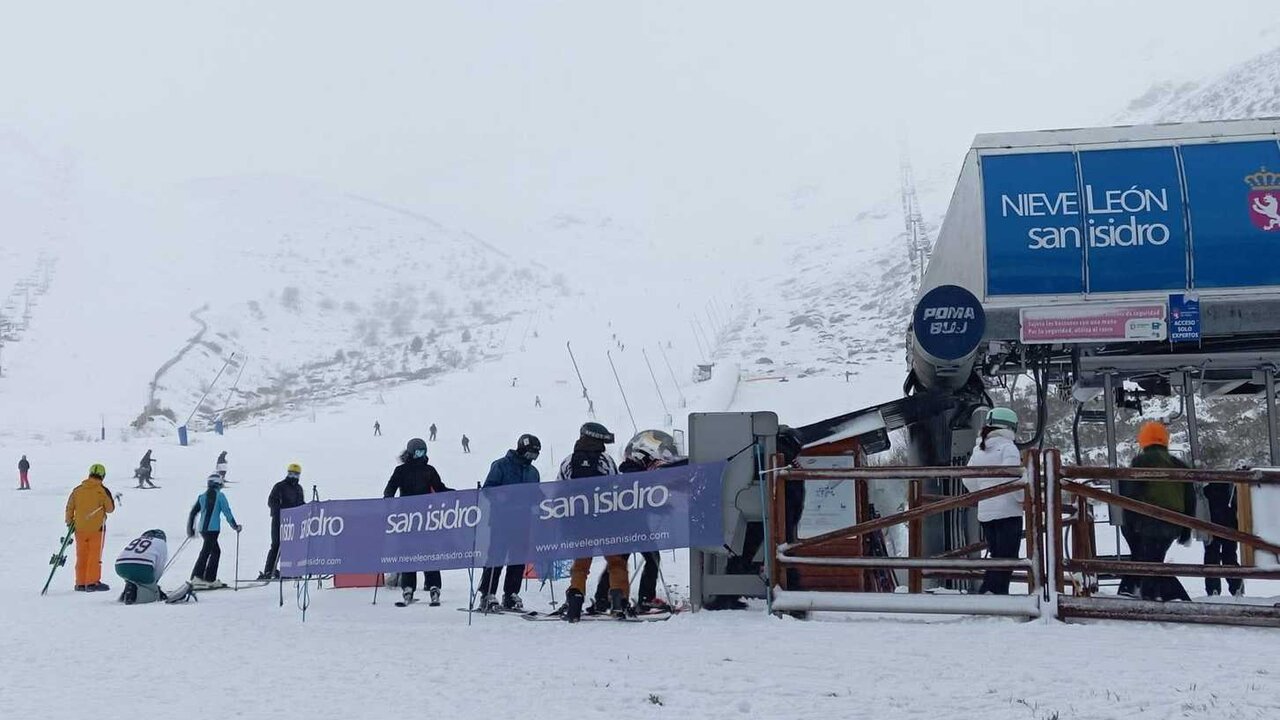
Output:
[18, 454, 30, 490]
[461, 435, 471, 453]
[560, 422, 630, 622]
[384, 438, 451, 606]
[115, 529, 169, 604]
[429, 423, 438, 442]
[535, 395, 542, 408]
[187, 473, 241, 590]
[374, 420, 382, 436]
[258, 463, 305, 581]
[134, 449, 157, 489]
[65, 463, 116, 592]
[215, 451, 228, 480]
[475, 434, 541, 612]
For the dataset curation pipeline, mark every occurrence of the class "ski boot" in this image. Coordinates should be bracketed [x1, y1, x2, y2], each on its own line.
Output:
[502, 593, 524, 612]
[428, 587, 441, 607]
[608, 589, 633, 619]
[563, 588, 585, 623]
[586, 595, 609, 616]
[121, 582, 138, 605]
[74, 585, 87, 592]
[401, 587, 415, 605]
[87, 582, 111, 592]
[636, 596, 671, 615]
[475, 593, 499, 613]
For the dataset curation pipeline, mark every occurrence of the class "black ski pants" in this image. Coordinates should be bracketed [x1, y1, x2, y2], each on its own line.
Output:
[1204, 538, 1242, 595]
[191, 531, 221, 582]
[978, 516, 1022, 595]
[400, 570, 442, 592]
[263, 516, 282, 576]
[479, 564, 524, 596]
[1129, 532, 1189, 601]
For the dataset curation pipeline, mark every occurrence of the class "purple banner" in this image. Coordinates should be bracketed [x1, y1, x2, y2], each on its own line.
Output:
[278, 461, 725, 576]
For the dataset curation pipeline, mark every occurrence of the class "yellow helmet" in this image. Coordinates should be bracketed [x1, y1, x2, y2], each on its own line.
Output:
[88, 463, 106, 479]
[287, 462, 302, 476]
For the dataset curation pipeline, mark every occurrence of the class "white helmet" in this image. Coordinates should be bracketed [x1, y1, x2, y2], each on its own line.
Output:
[624, 430, 679, 465]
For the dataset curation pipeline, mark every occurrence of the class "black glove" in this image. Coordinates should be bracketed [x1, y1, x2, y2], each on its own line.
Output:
[187, 527, 196, 538]
[1178, 527, 1191, 545]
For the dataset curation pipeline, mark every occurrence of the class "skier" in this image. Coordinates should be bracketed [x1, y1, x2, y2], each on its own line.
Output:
[461, 435, 471, 453]
[535, 395, 542, 408]
[258, 463, 305, 580]
[134, 449, 157, 489]
[115, 529, 169, 604]
[65, 463, 116, 591]
[1121, 421, 1195, 602]
[18, 454, 30, 490]
[592, 430, 682, 613]
[512, 377, 518, 387]
[962, 408, 1025, 595]
[187, 473, 241, 589]
[215, 451, 228, 480]
[560, 422, 630, 621]
[1201, 461, 1245, 597]
[429, 423, 437, 442]
[384, 438, 451, 605]
[476, 434, 541, 612]
[374, 420, 382, 436]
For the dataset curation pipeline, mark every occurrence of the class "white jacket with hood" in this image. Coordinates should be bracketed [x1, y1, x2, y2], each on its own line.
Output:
[962, 428, 1025, 522]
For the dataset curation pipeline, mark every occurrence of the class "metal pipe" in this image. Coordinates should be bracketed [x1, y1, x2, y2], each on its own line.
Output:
[657, 343, 687, 408]
[777, 555, 1031, 570]
[1184, 370, 1201, 468]
[1067, 559, 1280, 579]
[1267, 368, 1279, 466]
[1103, 373, 1117, 468]
[770, 589, 1040, 617]
[184, 352, 236, 427]
[566, 341, 590, 405]
[785, 466, 1022, 481]
[606, 350, 637, 435]
[641, 349, 670, 418]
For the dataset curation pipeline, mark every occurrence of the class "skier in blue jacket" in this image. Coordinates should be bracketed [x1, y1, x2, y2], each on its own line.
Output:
[475, 434, 541, 612]
[187, 473, 241, 589]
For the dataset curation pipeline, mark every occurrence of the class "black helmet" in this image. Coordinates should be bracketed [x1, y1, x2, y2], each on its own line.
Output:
[406, 438, 428, 459]
[516, 433, 541, 459]
[143, 529, 166, 541]
[579, 422, 615, 444]
[777, 425, 804, 465]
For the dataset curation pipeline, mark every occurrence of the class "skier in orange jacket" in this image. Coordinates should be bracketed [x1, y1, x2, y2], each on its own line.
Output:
[65, 463, 116, 592]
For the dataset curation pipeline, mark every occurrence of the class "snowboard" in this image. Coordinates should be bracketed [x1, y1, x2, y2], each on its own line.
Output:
[133, 486, 162, 490]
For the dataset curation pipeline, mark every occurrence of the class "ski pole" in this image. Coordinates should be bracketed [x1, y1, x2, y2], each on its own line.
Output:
[372, 576, 380, 605]
[161, 535, 194, 576]
[234, 528, 241, 592]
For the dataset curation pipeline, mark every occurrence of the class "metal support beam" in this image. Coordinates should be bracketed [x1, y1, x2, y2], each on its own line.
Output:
[1267, 368, 1279, 466]
[1103, 373, 1118, 468]
[1182, 371, 1201, 468]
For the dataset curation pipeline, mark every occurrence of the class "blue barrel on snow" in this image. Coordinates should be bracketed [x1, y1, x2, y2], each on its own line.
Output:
[178, 425, 189, 447]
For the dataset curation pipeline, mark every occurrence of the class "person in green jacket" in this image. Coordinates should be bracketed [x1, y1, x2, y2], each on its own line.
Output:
[1120, 421, 1195, 601]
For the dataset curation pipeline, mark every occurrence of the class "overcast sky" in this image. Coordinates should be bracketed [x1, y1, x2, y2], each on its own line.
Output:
[3, 1, 1277, 247]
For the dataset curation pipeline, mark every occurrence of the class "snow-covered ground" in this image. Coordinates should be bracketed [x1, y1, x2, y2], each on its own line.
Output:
[6, 362, 1280, 720]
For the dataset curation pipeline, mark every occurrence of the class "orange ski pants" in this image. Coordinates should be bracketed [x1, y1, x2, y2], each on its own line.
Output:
[74, 529, 105, 586]
[569, 555, 629, 594]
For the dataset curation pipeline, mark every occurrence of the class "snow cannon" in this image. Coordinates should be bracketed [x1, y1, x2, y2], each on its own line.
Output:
[906, 284, 986, 394]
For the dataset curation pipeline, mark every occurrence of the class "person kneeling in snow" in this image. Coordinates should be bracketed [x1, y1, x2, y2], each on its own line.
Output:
[115, 529, 169, 604]
[187, 473, 242, 590]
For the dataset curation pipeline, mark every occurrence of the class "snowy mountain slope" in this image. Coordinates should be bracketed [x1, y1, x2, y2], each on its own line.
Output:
[1119, 45, 1280, 123]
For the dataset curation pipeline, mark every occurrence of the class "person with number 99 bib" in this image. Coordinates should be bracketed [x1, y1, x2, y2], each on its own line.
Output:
[115, 529, 169, 604]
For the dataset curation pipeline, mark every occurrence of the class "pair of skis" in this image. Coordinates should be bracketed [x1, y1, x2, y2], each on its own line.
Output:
[458, 606, 673, 622]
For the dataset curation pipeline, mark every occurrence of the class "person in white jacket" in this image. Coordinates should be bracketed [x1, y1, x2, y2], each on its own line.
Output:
[962, 407, 1025, 595]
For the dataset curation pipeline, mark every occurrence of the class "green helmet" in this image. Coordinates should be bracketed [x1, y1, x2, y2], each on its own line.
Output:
[143, 529, 166, 541]
[985, 407, 1019, 431]
[88, 463, 107, 479]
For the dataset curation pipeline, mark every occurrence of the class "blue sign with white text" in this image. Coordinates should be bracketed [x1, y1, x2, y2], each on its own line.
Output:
[1169, 293, 1200, 343]
[1180, 141, 1280, 289]
[982, 139, 1280, 296]
[982, 152, 1084, 295]
[1078, 147, 1187, 293]
[913, 284, 985, 361]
